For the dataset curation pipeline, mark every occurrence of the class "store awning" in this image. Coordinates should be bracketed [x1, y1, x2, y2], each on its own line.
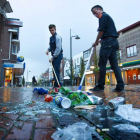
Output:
[63, 76, 70, 80]
[4, 63, 25, 76]
[106, 59, 140, 70]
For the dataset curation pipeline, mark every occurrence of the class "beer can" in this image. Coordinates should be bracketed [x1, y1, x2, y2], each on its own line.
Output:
[55, 96, 71, 109]
[88, 95, 104, 105]
[108, 97, 126, 110]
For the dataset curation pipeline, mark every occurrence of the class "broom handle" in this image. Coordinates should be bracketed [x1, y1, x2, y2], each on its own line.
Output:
[78, 47, 94, 91]
[47, 55, 61, 87]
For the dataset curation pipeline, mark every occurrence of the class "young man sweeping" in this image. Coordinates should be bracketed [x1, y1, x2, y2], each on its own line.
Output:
[46, 24, 63, 89]
[90, 5, 124, 92]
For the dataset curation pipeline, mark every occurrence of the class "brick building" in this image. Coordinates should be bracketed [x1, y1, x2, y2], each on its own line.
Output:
[95, 21, 140, 85]
[0, 0, 24, 87]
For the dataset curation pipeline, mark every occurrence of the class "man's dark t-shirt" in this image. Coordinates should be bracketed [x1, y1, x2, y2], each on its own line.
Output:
[98, 12, 118, 39]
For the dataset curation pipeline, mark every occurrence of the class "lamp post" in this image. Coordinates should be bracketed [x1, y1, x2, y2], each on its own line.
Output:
[27, 70, 31, 85]
[70, 29, 80, 86]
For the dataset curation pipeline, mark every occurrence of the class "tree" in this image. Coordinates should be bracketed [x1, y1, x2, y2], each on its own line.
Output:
[68, 63, 75, 85]
[79, 57, 85, 78]
[117, 50, 121, 66]
[93, 52, 99, 85]
[38, 73, 44, 85]
[22, 76, 25, 86]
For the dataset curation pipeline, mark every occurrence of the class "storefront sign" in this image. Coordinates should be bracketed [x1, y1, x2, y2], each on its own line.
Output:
[5, 19, 23, 27]
[5, 80, 10, 82]
[4, 64, 14, 68]
[17, 56, 24, 62]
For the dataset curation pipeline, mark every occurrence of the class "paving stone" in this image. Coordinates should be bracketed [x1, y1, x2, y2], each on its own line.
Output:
[1, 113, 19, 121]
[0, 130, 6, 139]
[5, 122, 33, 139]
[0, 117, 13, 130]
[34, 129, 55, 140]
[35, 115, 54, 129]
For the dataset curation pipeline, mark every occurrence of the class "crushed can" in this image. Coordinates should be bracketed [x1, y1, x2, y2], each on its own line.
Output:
[55, 96, 71, 109]
[88, 95, 104, 105]
[108, 97, 126, 110]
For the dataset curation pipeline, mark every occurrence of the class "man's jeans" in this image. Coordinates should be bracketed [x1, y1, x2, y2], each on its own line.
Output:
[97, 38, 124, 89]
[52, 54, 63, 87]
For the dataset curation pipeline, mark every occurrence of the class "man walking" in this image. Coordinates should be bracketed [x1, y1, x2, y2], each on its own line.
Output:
[90, 5, 124, 92]
[46, 24, 63, 88]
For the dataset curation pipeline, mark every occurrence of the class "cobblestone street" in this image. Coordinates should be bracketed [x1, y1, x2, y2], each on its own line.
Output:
[0, 85, 140, 139]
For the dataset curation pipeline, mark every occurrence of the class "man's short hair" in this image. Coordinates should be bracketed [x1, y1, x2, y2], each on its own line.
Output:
[91, 5, 103, 11]
[49, 24, 56, 29]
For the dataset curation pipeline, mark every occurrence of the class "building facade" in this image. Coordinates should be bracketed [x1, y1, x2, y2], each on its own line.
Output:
[0, 0, 24, 87]
[63, 59, 70, 86]
[106, 21, 140, 85]
[84, 48, 95, 86]
[73, 52, 83, 85]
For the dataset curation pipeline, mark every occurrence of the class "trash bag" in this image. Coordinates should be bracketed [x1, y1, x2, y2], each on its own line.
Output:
[51, 122, 103, 140]
[112, 124, 139, 132]
[33, 87, 48, 95]
[115, 104, 140, 122]
[44, 95, 53, 102]
[33, 87, 38, 93]
[59, 87, 71, 95]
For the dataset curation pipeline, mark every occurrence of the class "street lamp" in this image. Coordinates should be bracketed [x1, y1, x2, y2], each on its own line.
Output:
[27, 70, 31, 85]
[70, 29, 80, 86]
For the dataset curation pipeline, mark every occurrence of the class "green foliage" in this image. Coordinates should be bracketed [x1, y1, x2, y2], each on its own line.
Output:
[59, 87, 71, 95]
[68, 63, 75, 80]
[67, 92, 92, 106]
[38, 73, 43, 85]
[117, 50, 121, 65]
[79, 57, 85, 78]
[22, 76, 25, 86]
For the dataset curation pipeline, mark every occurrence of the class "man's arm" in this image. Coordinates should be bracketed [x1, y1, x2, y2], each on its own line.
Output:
[52, 35, 62, 60]
[46, 39, 51, 55]
[92, 31, 104, 47]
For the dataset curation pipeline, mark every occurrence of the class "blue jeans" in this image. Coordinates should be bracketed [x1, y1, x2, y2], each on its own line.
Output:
[97, 38, 124, 89]
[52, 54, 63, 87]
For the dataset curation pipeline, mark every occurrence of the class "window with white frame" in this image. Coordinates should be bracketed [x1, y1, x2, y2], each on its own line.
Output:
[77, 58, 79, 63]
[12, 45, 17, 55]
[127, 45, 137, 57]
[66, 70, 69, 76]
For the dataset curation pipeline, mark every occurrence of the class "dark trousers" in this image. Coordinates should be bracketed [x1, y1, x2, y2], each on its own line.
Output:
[52, 54, 63, 87]
[97, 38, 124, 89]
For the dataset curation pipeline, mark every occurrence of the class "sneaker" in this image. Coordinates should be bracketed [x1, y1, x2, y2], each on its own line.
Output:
[89, 86, 104, 91]
[53, 87, 59, 92]
[112, 88, 125, 92]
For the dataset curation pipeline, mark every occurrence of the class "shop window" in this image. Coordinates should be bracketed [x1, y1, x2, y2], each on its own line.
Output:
[66, 70, 69, 76]
[12, 45, 17, 55]
[126, 45, 137, 57]
[77, 58, 79, 63]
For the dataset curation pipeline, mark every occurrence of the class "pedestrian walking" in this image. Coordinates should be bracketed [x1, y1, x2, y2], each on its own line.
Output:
[46, 24, 63, 88]
[90, 5, 124, 92]
[32, 76, 36, 87]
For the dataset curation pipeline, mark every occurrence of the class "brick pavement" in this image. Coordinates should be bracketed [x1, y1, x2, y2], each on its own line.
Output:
[0, 85, 140, 139]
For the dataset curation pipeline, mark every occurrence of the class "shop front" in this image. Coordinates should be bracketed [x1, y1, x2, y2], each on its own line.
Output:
[85, 71, 95, 86]
[1, 63, 25, 87]
[106, 60, 140, 85]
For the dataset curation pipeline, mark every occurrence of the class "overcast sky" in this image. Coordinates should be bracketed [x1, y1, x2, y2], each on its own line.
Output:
[7, 0, 140, 82]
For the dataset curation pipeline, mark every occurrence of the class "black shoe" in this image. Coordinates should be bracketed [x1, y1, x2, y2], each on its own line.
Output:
[112, 88, 125, 92]
[89, 86, 104, 91]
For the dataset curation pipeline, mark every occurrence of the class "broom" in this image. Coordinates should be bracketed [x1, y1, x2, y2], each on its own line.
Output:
[77, 47, 94, 92]
[47, 54, 61, 88]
